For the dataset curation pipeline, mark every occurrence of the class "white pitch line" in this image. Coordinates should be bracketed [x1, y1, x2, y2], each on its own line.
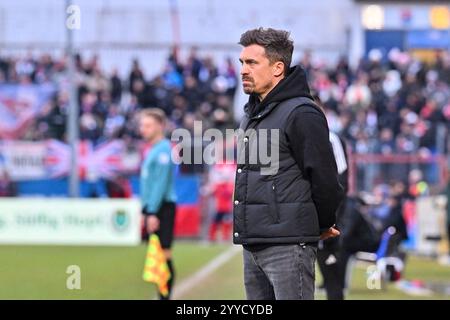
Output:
[172, 245, 241, 299]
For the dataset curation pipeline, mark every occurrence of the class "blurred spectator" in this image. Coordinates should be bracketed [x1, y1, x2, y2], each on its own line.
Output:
[36, 97, 67, 141]
[377, 128, 395, 155]
[345, 73, 371, 111]
[104, 104, 125, 139]
[208, 180, 234, 242]
[387, 180, 409, 242]
[0, 170, 16, 197]
[185, 46, 202, 80]
[105, 175, 132, 198]
[368, 184, 392, 228]
[204, 163, 236, 242]
[408, 169, 429, 198]
[110, 68, 122, 104]
[128, 58, 145, 95]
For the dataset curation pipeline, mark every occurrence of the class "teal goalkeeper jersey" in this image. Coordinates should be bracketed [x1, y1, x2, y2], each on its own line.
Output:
[140, 139, 177, 213]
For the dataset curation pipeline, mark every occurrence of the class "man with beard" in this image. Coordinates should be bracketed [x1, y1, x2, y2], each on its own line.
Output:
[233, 28, 344, 300]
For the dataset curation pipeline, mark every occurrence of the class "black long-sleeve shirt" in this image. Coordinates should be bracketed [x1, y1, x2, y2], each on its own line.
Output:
[285, 105, 345, 231]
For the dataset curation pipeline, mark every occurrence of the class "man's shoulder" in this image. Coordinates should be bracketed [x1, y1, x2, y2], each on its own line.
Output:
[154, 139, 172, 153]
[161, 138, 172, 149]
[145, 140, 170, 160]
[280, 96, 323, 116]
[284, 100, 325, 124]
[154, 140, 173, 165]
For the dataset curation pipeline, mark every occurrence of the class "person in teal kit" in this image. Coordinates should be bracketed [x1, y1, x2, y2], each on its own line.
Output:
[139, 108, 177, 300]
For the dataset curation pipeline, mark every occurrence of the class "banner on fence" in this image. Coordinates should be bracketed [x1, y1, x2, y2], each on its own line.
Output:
[0, 198, 141, 245]
[0, 139, 141, 181]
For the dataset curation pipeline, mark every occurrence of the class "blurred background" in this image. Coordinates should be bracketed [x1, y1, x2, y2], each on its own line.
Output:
[0, 0, 449, 299]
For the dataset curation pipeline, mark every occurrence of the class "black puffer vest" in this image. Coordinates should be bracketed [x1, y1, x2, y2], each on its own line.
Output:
[233, 96, 324, 245]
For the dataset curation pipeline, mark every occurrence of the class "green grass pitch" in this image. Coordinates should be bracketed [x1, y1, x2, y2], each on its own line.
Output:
[0, 242, 449, 300]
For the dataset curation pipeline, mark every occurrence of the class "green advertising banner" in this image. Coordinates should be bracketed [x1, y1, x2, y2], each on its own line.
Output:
[0, 198, 141, 245]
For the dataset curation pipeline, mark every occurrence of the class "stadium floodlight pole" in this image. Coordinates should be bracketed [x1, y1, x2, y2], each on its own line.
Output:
[66, 0, 79, 197]
[169, 0, 181, 46]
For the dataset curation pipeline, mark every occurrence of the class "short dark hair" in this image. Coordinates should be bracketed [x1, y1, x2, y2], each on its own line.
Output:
[239, 28, 294, 75]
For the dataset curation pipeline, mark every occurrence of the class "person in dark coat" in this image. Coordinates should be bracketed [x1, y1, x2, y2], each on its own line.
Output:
[312, 92, 349, 300]
[234, 28, 344, 300]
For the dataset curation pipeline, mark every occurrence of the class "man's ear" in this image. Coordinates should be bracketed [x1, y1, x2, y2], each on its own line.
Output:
[273, 61, 285, 77]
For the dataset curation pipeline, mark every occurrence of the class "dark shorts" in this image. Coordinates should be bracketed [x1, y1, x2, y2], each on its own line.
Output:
[145, 202, 176, 249]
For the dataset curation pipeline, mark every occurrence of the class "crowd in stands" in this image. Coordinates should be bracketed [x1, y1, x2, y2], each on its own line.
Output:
[0, 47, 449, 189]
[1, 47, 448, 151]
[0, 46, 238, 146]
[302, 49, 449, 158]
[301, 49, 449, 188]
